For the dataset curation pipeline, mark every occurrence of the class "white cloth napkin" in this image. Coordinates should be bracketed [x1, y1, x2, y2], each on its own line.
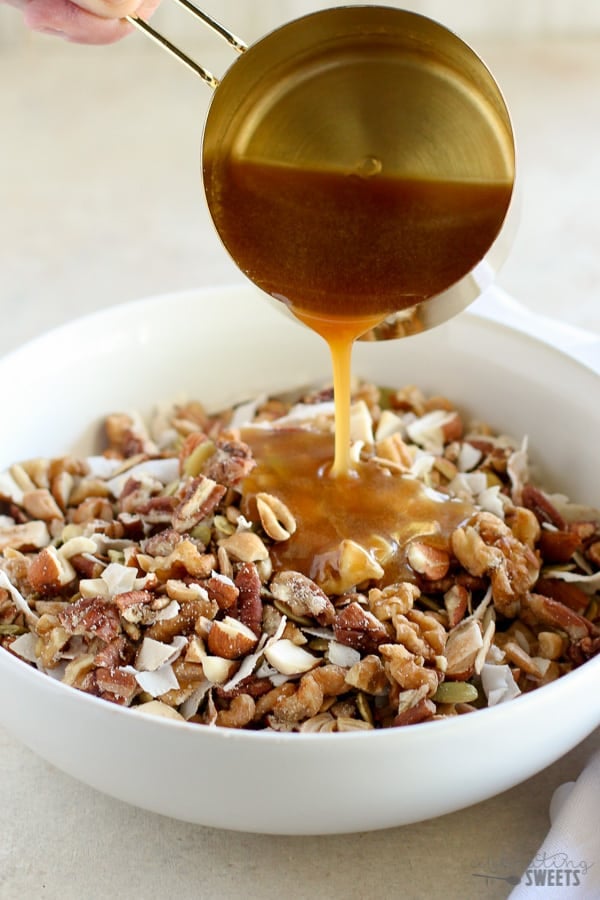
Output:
[509, 749, 600, 899]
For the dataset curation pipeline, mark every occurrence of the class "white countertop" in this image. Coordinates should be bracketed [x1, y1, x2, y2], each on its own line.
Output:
[1, 30, 600, 900]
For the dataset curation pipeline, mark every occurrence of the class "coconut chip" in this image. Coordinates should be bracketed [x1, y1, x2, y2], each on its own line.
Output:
[9, 631, 38, 663]
[480, 663, 521, 706]
[0, 569, 38, 625]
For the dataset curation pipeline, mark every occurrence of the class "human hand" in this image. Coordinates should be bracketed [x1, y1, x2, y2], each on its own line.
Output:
[7, 0, 161, 44]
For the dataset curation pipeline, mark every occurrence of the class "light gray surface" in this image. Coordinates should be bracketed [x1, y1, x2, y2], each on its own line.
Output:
[1, 27, 600, 900]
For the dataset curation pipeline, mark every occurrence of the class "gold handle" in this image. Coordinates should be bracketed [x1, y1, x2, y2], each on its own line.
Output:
[125, 0, 247, 89]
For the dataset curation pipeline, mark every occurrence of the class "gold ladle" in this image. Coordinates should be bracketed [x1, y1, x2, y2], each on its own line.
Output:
[127, 3, 516, 340]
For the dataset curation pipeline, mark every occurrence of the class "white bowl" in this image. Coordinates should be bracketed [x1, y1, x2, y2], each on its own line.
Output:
[1, 284, 599, 834]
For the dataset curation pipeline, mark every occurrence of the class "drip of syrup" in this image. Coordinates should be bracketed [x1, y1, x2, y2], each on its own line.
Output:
[208, 156, 512, 475]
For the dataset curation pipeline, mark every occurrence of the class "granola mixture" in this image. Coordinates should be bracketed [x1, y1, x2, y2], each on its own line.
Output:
[1, 383, 599, 732]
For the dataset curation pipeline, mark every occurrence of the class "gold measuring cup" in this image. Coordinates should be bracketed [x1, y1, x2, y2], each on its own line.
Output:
[128, 3, 516, 340]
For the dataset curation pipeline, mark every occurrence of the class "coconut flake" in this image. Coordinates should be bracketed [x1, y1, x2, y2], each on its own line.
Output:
[375, 409, 405, 442]
[270, 401, 336, 426]
[9, 632, 38, 663]
[105, 458, 179, 498]
[301, 626, 335, 641]
[480, 663, 521, 706]
[457, 443, 483, 473]
[86, 561, 156, 599]
[229, 394, 267, 430]
[0, 569, 38, 624]
[327, 641, 361, 668]
[103, 562, 139, 595]
[532, 657, 552, 677]
[545, 493, 600, 523]
[543, 567, 600, 592]
[507, 437, 529, 503]
[221, 616, 287, 692]
[154, 600, 180, 622]
[410, 453, 436, 479]
[180, 680, 212, 720]
[477, 485, 506, 519]
[406, 410, 455, 453]
[127, 664, 179, 697]
[350, 400, 374, 445]
[137, 635, 187, 672]
[84, 456, 123, 480]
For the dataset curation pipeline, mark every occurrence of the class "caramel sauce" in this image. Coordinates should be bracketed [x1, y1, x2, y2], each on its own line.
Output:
[241, 429, 472, 594]
[208, 158, 512, 474]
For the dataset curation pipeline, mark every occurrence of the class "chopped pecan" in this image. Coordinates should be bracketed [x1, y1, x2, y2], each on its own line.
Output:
[506, 507, 541, 550]
[271, 672, 324, 724]
[95, 666, 138, 703]
[567, 635, 600, 665]
[138, 540, 215, 580]
[145, 599, 207, 642]
[452, 512, 540, 617]
[70, 497, 114, 524]
[333, 601, 389, 652]
[393, 609, 446, 658]
[235, 562, 263, 636]
[534, 578, 588, 614]
[203, 439, 256, 487]
[368, 582, 419, 622]
[270, 570, 335, 626]
[94, 636, 134, 668]
[136, 496, 177, 525]
[392, 698, 436, 727]
[204, 572, 239, 610]
[311, 664, 348, 697]
[345, 654, 389, 695]
[521, 485, 566, 529]
[58, 597, 121, 643]
[172, 475, 226, 533]
[142, 528, 183, 557]
[537, 529, 582, 564]
[114, 589, 155, 624]
[379, 643, 439, 694]
[523, 593, 594, 642]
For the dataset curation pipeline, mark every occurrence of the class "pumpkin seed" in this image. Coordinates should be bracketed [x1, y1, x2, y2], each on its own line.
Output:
[432, 681, 479, 704]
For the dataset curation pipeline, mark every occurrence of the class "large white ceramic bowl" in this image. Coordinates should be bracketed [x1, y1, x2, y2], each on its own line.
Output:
[1, 284, 599, 834]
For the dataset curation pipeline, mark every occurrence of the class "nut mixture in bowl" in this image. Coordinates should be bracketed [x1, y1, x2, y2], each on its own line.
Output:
[1, 382, 598, 732]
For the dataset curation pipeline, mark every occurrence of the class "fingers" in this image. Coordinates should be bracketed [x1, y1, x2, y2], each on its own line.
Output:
[19, 0, 160, 45]
[74, 0, 144, 19]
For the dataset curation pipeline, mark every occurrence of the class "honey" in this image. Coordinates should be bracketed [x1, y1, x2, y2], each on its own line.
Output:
[241, 428, 473, 594]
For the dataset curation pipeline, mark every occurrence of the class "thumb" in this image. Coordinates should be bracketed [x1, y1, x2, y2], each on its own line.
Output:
[74, 0, 144, 18]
